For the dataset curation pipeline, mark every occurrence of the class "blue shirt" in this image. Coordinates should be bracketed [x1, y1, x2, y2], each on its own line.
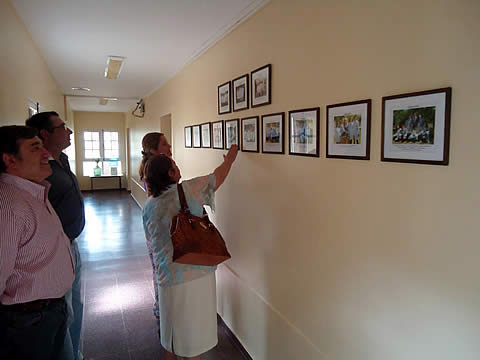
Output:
[142, 173, 217, 287]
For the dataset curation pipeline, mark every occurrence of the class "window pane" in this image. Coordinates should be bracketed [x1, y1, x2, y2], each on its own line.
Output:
[110, 150, 119, 158]
[84, 141, 92, 150]
[104, 141, 111, 150]
[92, 132, 99, 141]
[104, 132, 111, 141]
[92, 141, 100, 150]
[111, 132, 118, 141]
[112, 141, 119, 150]
[84, 132, 91, 140]
[83, 161, 99, 176]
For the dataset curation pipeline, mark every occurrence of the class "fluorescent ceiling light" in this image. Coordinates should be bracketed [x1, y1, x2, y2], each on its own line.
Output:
[104, 97, 118, 101]
[104, 56, 125, 80]
[72, 87, 91, 91]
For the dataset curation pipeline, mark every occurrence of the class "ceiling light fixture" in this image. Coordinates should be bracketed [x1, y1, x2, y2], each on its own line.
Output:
[104, 97, 118, 101]
[99, 99, 108, 105]
[72, 87, 91, 91]
[104, 56, 125, 80]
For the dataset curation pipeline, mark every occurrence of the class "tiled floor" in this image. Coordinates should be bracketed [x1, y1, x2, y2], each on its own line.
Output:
[79, 190, 248, 360]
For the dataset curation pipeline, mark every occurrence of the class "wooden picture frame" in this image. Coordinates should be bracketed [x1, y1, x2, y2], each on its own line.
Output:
[192, 125, 201, 148]
[212, 120, 224, 149]
[184, 126, 192, 148]
[261, 112, 285, 154]
[233, 74, 249, 112]
[251, 64, 271, 108]
[288, 107, 320, 157]
[225, 119, 240, 149]
[241, 116, 259, 153]
[201, 122, 211, 148]
[218, 81, 231, 115]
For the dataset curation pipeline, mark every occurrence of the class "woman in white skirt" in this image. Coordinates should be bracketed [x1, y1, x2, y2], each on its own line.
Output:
[142, 145, 238, 359]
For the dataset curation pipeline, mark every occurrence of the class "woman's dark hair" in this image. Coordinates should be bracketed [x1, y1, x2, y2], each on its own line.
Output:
[0, 125, 38, 174]
[144, 154, 175, 197]
[139, 132, 164, 180]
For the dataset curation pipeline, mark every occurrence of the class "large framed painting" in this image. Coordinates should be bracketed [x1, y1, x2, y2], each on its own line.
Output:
[326, 99, 371, 160]
[212, 120, 224, 149]
[382, 87, 451, 165]
[201, 122, 211, 148]
[289, 107, 320, 157]
[233, 74, 249, 112]
[192, 125, 201, 148]
[251, 64, 271, 108]
[241, 116, 259, 152]
[218, 81, 231, 115]
[225, 119, 239, 150]
[261, 112, 284, 154]
[184, 126, 192, 148]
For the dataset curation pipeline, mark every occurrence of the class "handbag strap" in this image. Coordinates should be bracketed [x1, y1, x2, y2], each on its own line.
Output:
[177, 183, 190, 213]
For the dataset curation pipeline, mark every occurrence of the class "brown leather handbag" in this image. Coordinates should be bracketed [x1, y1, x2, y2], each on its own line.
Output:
[170, 183, 231, 266]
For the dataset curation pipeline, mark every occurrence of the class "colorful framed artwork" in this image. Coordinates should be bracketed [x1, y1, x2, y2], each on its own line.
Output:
[225, 119, 239, 150]
[261, 112, 284, 154]
[233, 74, 249, 112]
[241, 116, 259, 152]
[326, 99, 371, 160]
[212, 120, 224, 149]
[288, 107, 320, 157]
[251, 64, 271, 108]
[382, 87, 451, 165]
[218, 81, 231, 115]
[192, 125, 201, 148]
[201, 122, 211, 148]
[184, 126, 192, 148]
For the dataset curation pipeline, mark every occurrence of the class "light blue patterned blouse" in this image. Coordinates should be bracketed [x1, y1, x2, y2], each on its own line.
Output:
[142, 173, 217, 287]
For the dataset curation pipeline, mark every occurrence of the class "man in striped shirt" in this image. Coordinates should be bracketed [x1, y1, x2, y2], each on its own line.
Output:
[0, 125, 74, 360]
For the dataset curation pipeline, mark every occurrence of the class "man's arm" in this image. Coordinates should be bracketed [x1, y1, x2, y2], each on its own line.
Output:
[0, 210, 21, 297]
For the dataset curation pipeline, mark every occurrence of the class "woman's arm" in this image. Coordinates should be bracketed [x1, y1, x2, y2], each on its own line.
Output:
[214, 145, 238, 190]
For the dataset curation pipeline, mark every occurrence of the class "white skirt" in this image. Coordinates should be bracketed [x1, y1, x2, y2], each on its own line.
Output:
[158, 272, 218, 357]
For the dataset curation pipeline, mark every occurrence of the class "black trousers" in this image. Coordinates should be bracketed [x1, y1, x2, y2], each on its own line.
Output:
[0, 299, 68, 360]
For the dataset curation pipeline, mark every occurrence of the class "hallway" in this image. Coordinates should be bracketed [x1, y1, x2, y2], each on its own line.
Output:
[79, 191, 249, 360]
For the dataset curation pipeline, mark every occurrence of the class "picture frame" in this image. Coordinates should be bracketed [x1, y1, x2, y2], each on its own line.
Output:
[192, 125, 201, 148]
[261, 112, 284, 154]
[241, 116, 259, 152]
[212, 120, 224, 149]
[218, 81, 231, 115]
[225, 119, 240, 150]
[288, 107, 320, 157]
[201, 122, 211, 148]
[251, 64, 271, 108]
[232, 74, 249, 112]
[326, 99, 371, 160]
[184, 126, 192, 148]
[382, 87, 451, 165]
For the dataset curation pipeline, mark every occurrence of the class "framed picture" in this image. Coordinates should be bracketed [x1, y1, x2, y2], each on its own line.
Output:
[218, 81, 231, 115]
[326, 99, 371, 160]
[241, 116, 259, 152]
[262, 112, 284, 154]
[201, 122, 211, 148]
[192, 125, 201, 148]
[289, 107, 320, 157]
[184, 126, 192, 148]
[225, 119, 239, 149]
[212, 121, 224, 149]
[233, 74, 249, 111]
[251, 64, 271, 108]
[382, 87, 451, 165]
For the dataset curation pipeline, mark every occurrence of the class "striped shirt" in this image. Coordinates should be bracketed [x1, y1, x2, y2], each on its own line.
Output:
[0, 173, 74, 305]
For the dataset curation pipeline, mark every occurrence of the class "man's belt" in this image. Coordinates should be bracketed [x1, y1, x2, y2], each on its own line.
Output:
[0, 297, 64, 312]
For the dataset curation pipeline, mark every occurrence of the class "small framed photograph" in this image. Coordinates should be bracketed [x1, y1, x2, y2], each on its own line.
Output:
[218, 81, 231, 115]
[192, 125, 201, 148]
[184, 126, 192, 148]
[382, 87, 451, 165]
[262, 112, 284, 154]
[326, 99, 371, 160]
[232, 74, 249, 112]
[201, 122, 211, 148]
[241, 116, 259, 152]
[251, 64, 271, 108]
[289, 107, 320, 157]
[212, 121, 224, 149]
[225, 119, 239, 149]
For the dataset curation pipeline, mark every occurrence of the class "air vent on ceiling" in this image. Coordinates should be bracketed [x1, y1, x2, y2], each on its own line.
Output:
[104, 56, 125, 80]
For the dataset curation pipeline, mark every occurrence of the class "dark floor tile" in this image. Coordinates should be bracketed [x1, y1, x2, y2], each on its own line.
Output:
[124, 308, 159, 350]
[128, 344, 163, 360]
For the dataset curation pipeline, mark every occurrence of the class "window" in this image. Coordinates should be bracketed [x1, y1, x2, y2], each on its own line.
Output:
[82, 130, 121, 176]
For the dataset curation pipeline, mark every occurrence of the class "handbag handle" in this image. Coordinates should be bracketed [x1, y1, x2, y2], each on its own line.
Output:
[177, 183, 190, 213]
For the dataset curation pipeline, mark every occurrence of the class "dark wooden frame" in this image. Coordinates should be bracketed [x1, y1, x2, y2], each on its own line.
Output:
[241, 116, 259, 153]
[251, 64, 272, 108]
[192, 125, 201, 148]
[261, 112, 285, 154]
[288, 107, 320, 157]
[326, 99, 371, 160]
[184, 126, 192, 148]
[232, 74, 249, 112]
[200, 122, 212, 148]
[218, 81, 231, 115]
[381, 87, 452, 165]
[225, 119, 240, 150]
[212, 120, 224, 149]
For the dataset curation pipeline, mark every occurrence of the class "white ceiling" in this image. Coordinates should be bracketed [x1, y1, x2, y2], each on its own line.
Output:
[11, 0, 269, 112]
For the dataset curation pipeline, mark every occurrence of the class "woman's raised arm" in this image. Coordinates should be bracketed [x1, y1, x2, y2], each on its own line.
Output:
[213, 145, 238, 190]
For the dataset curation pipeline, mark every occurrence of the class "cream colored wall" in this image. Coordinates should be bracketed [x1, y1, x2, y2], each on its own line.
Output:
[0, 0, 64, 125]
[74, 111, 126, 190]
[128, 0, 480, 359]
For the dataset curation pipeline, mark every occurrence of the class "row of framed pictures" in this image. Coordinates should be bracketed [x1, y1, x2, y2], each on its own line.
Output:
[188, 87, 451, 165]
[218, 64, 271, 114]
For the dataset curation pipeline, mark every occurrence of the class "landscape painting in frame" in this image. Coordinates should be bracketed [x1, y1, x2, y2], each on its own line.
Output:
[262, 112, 284, 154]
[218, 81, 231, 115]
[326, 99, 371, 160]
[251, 64, 271, 108]
[192, 125, 201, 148]
[382, 87, 451, 165]
[289, 107, 320, 157]
[233, 74, 249, 111]
[241, 116, 259, 152]
[184, 126, 192, 148]
[212, 120, 224, 149]
[201, 122, 211, 148]
[225, 119, 239, 150]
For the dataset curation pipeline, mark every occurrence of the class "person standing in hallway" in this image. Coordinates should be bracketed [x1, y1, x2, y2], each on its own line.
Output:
[0, 125, 74, 360]
[142, 144, 238, 360]
[26, 112, 87, 360]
